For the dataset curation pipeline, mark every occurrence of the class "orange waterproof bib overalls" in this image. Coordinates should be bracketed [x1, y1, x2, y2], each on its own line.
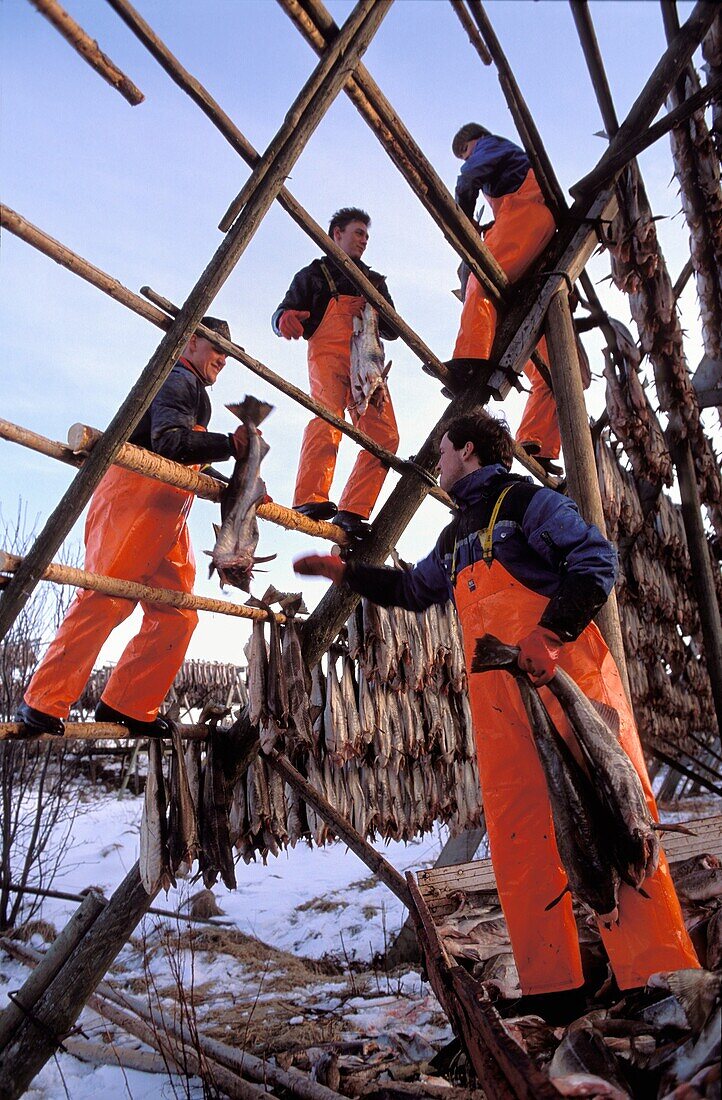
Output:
[452, 490, 698, 993]
[453, 171, 560, 460]
[293, 295, 399, 519]
[25, 459, 199, 724]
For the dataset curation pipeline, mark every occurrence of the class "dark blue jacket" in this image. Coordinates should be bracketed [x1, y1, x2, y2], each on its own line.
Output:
[346, 465, 617, 641]
[272, 257, 397, 341]
[455, 134, 531, 218]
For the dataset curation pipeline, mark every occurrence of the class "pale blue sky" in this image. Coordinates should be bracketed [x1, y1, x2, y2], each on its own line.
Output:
[0, 0, 714, 663]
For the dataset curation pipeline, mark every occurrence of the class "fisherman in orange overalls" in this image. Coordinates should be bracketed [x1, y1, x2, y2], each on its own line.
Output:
[16, 318, 250, 739]
[294, 410, 698, 1023]
[450, 124, 561, 475]
[272, 207, 399, 540]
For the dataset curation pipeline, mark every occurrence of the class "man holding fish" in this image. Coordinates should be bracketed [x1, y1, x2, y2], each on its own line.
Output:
[273, 206, 399, 540]
[295, 410, 698, 1020]
[17, 317, 248, 739]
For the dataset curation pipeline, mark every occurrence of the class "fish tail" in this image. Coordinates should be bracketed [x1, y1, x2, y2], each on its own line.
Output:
[471, 634, 519, 673]
[225, 396, 274, 427]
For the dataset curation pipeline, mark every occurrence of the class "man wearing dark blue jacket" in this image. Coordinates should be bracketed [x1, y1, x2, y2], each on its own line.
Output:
[295, 410, 698, 1012]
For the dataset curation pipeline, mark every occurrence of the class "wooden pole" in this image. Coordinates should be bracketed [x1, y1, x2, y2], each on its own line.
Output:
[266, 750, 413, 909]
[0, 883, 232, 928]
[27, 0, 144, 105]
[65, 422, 352, 542]
[463, 0, 567, 219]
[544, 288, 631, 699]
[0, 550, 287, 623]
[0, 207, 446, 502]
[0, 721, 207, 741]
[0, 891, 106, 1051]
[0, 0, 389, 646]
[448, 0, 492, 66]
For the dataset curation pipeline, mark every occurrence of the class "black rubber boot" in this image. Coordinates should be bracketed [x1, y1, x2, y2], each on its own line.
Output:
[333, 511, 372, 540]
[95, 700, 172, 739]
[15, 701, 65, 737]
[438, 357, 490, 399]
[293, 501, 338, 521]
[503, 987, 588, 1026]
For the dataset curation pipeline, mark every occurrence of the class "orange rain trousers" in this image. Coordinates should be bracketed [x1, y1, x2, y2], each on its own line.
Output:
[453, 171, 561, 459]
[454, 558, 699, 995]
[293, 296, 399, 520]
[25, 464, 198, 723]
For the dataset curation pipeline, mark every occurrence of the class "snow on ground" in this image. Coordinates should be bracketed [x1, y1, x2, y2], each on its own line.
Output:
[0, 787, 456, 1099]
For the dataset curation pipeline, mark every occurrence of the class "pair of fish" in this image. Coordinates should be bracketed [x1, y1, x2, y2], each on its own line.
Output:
[471, 634, 674, 926]
[349, 303, 391, 415]
[245, 585, 309, 752]
[140, 724, 199, 895]
[209, 396, 275, 591]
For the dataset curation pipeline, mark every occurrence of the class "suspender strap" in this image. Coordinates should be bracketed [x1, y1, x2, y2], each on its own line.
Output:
[482, 483, 516, 563]
[319, 261, 339, 300]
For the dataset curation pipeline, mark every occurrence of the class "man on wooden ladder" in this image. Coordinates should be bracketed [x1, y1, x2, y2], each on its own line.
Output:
[272, 207, 399, 540]
[295, 410, 698, 1023]
[16, 317, 249, 739]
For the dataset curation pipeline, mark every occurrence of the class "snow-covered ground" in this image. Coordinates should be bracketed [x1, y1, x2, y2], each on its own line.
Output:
[0, 787, 457, 1099]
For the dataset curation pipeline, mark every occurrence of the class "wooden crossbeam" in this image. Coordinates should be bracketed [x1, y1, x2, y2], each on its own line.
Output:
[0, 721, 207, 742]
[28, 0, 144, 105]
[0, 550, 288, 623]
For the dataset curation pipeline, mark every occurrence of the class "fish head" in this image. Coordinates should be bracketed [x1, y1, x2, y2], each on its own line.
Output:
[471, 634, 520, 673]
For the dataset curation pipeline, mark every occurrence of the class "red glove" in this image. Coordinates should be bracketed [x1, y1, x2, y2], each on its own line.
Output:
[278, 309, 310, 339]
[349, 297, 366, 319]
[230, 425, 250, 458]
[517, 626, 564, 686]
[294, 553, 346, 585]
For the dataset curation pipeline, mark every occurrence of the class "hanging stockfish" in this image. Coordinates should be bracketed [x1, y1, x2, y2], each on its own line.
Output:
[667, 60, 722, 364]
[167, 723, 199, 877]
[140, 738, 174, 895]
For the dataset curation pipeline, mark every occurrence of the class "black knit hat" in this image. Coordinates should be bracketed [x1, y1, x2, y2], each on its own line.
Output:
[198, 316, 231, 344]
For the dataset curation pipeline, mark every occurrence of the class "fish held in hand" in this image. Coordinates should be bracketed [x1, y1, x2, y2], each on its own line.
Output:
[349, 303, 391, 415]
[472, 633, 620, 925]
[209, 396, 275, 591]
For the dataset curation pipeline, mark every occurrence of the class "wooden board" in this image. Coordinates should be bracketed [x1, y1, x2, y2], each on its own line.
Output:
[417, 814, 722, 918]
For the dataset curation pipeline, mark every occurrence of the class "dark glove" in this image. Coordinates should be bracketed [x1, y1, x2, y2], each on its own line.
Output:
[229, 425, 250, 459]
[278, 309, 310, 339]
[517, 626, 564, 686]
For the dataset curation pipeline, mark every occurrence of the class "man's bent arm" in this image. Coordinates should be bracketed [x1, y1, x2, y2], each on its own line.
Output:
[346, 547, 452, 612]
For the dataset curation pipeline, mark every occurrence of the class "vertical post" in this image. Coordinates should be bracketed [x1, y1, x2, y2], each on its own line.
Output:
[544, 288, 631, 698]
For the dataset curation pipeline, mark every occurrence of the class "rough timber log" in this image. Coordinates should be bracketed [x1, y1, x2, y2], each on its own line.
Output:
[28, 0, 144, 105]
[0, 207, 454, 503]
[544, 288, 631, 697]
[448, 0, 492, 67]
[572, 0, 722, 742]
[0, 550, 287, 623]
[0, 0, 388, 647]
[406, 874, 561, 1099]
[0, 721, 206, 741]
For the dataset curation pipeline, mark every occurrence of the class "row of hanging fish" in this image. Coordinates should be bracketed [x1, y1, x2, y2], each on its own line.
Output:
[230, 753, 481, 863]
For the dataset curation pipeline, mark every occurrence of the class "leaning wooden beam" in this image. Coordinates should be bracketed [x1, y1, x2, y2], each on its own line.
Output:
[463, 0, 567, 220]
[0, 0, 389, 648]
[0, 207, 451, 503]
[0, 883, 231, 928]
[0, 549, 286, 623]
[267, 749, 413, 909]
[27, 0, 144, 105]
[0, 721, 207, 741]
[0, 891, 105, 1051]
[544, 287, 631, 698]
[449, 0, 492, 66]
[277, 0, 510, 304]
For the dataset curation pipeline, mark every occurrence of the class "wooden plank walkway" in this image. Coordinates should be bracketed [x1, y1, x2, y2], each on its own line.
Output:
[417, 813, 722, 918]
